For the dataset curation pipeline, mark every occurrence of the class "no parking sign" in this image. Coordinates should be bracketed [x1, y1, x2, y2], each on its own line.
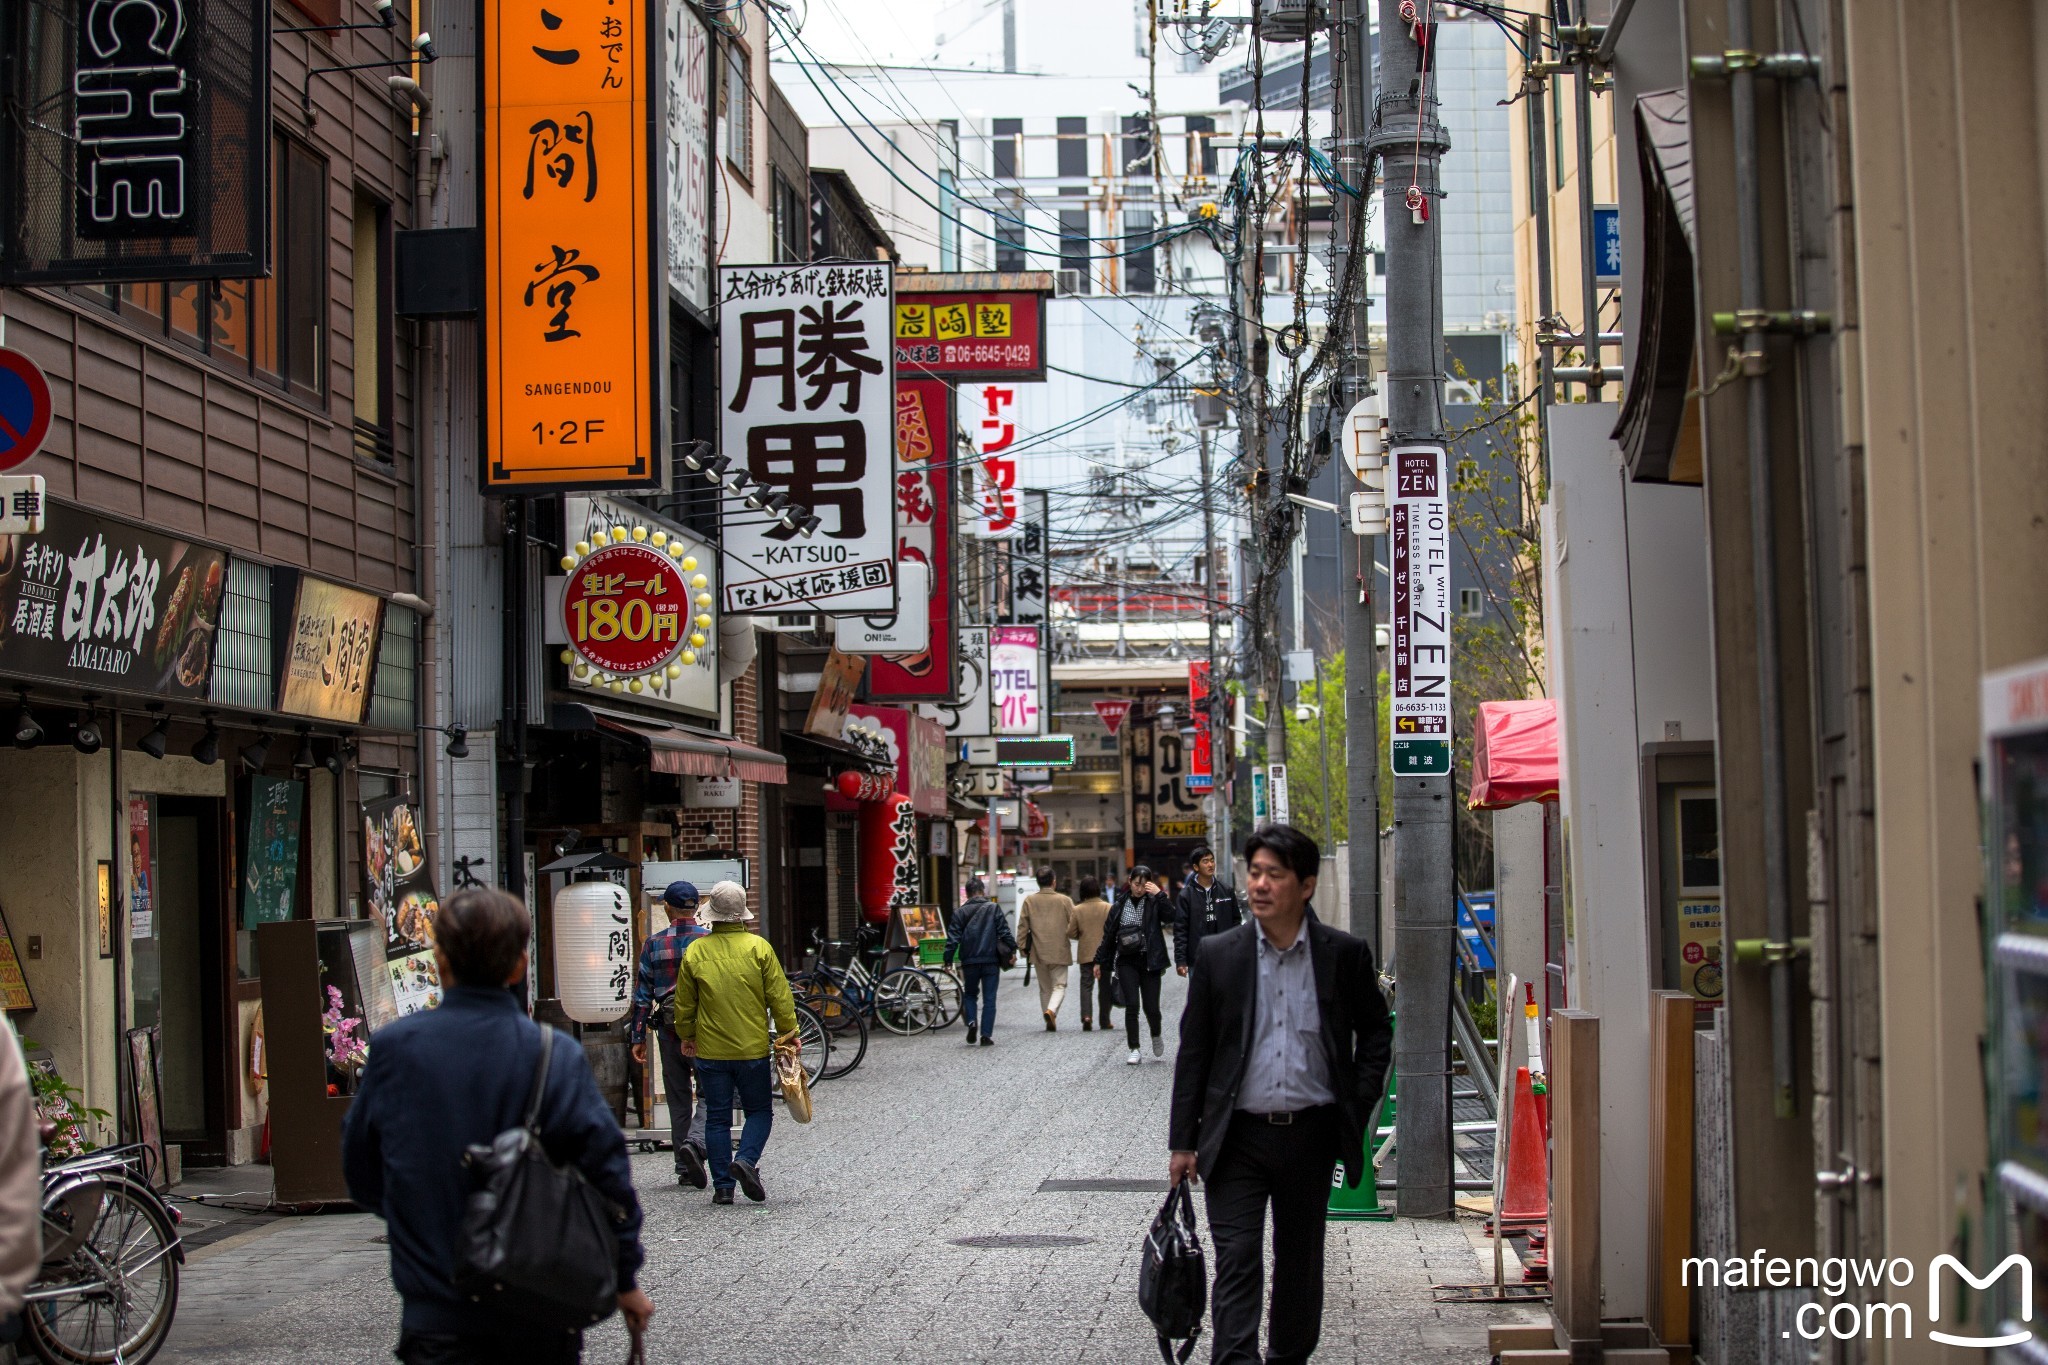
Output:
[0, 349, 51, 534]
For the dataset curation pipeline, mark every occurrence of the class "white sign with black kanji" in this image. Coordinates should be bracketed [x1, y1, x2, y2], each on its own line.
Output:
[718, 262, 898, 614]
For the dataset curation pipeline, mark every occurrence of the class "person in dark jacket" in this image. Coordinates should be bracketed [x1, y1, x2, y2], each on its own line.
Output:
[1173, 845, 1243, 977]
[944, 877, 1017, 1046]
[1091, 865, 1173, 1063]
[343, 888, 652, 1365]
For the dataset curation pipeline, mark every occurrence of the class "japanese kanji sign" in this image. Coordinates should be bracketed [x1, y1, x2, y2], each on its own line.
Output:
[930, 625, 992, 737]
[1006, 490, 1049, 624]
[869, 379, 956, 700]
[562, 495, 718, 717]
[1389, 444, 1452, 776]
[991, 625, 1044, 736]
[663, 0, 713, 312]
[277, 575, 386, 723]
[894, 290, 1047, 381]
[483, 0, 661, 490]
[0, 499, 226, 699]
[558, 538, 690, 682]
[970, 383, 1023, 538]
[718, 262, 898, 614]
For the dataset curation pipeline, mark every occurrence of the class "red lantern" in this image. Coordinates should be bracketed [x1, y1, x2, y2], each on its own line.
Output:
[859, 794, 920, 923]
[835, 769, 892, 802]
[836, 769, 864, 800]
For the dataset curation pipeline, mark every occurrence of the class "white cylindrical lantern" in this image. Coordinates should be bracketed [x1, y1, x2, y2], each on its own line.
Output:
[553, 880, 633, 1024]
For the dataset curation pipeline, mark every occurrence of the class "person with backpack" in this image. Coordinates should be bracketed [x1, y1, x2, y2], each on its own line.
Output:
[1173, 846, 1243, 978]
[342, 888, 651, 1364]
[628, 880, 709, 1189]
[944, 877, 1017, 1046]
[1091, 865, 1173, 1064]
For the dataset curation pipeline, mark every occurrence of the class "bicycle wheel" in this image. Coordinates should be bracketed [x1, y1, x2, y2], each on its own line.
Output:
[923, 964, 964, 1028]
[797, 977, 861, 1034]
[873, 967, 943, 1035]
[789, 1002, 830, 1088]
[818, 1005, 869, 1080]
[27, 1176, 179, 1365]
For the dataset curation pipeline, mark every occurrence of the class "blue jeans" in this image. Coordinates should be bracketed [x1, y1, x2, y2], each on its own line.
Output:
[695, 1056, 774, 1190]
[961, 963, 1002, 1037]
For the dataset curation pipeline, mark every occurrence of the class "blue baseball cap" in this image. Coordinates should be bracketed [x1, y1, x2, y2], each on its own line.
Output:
[660, 881, 700, 910]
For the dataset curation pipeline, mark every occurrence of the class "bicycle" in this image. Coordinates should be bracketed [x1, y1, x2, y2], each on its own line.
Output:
[28, 1143, 181, 1364]
[800, 926, 944, 1035]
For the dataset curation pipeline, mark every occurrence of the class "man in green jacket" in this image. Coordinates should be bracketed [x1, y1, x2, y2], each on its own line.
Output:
[673, 881, 798, 1204]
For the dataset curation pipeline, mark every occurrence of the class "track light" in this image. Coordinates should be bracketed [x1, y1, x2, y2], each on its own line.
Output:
[761, 492, 793, 517]
[293, 727, 316, 771]
[73, 707, 102, 755]
[137, 707, 170, 761]
[11, 692, 40, 750]
[412, 29, 436, 59]
[700, 454, 733, 482]
[240, 733, 271, 773]
[375, 0, 395, 22]
[792, 512, 822, 537]
[191, 715, 220, 766]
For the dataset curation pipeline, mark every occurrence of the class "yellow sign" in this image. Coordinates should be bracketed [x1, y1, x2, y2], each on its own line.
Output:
[895, 303, 931, 338]
[972, 302, 1011, 337]
[278, 577, 385, 723]
[1156, 818, 1209, 839]
[483, 0, 658, 490]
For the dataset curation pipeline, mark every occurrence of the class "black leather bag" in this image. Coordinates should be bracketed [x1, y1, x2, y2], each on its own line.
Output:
[1138, 1182, 1207, 1364]
[454, 1027, 619, 1330]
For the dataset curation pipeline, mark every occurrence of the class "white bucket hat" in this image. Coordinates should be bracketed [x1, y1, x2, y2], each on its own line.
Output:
[701, 881, 750, 923]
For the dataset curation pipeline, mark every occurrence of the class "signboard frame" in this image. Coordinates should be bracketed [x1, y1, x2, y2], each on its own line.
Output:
[893, 289, 1049, 382]
[274, 572, 386, 725]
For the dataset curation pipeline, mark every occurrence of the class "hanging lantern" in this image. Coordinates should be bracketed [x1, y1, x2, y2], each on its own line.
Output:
[553, 880, 633, 1024]
[835, 769, 893, 803]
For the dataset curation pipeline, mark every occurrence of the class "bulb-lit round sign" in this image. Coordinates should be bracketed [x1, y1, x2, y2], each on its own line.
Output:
[558, 529, 691, 687]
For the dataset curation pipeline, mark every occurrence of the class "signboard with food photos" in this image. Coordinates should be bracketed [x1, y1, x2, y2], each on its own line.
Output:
[364, 798, 439, 960]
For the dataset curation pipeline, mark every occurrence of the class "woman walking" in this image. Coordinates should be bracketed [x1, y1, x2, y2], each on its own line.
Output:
[1091, 866, 1173, 1064]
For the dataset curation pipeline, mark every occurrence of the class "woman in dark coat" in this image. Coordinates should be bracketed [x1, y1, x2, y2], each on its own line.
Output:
[1091, 865, 1173, 1064]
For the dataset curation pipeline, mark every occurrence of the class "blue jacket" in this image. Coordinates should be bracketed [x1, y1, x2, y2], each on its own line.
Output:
[341, 986, 645, 1337]
[945, 896, 1017, 967]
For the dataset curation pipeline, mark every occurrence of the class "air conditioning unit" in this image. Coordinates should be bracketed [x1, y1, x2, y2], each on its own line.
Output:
[1055, 269, 1085, 296]
[1258, 0, 1324, 42]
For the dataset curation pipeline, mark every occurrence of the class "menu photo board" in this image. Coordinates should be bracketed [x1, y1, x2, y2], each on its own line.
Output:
[276, 574, 385, 724]
[240, 776, 303, 930]
[365, 798, 439, 960]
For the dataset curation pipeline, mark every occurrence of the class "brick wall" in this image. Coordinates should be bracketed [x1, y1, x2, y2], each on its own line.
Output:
[667, 653, 764, 918]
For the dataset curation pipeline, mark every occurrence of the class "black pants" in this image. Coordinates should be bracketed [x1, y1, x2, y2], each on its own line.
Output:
[1114, 954, 1163, 1048]
[396, 1327, 580, 1364]
[1079, 961, 1115, 1025]
[1204, 1107, 1340, 1364]
[654, 1022, 698, 1170]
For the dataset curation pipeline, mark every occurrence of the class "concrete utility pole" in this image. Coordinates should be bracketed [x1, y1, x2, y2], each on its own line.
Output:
[1198, 424, 1230, 866]
[1370, 0, 1455, 1219]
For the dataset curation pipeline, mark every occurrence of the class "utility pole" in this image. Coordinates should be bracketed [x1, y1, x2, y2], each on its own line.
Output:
[1371, 0, 1455, 1220]
[1198, 423, 1229, 867]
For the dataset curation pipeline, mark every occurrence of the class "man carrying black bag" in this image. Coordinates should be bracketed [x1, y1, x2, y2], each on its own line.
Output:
[344, 888, 653, 1364]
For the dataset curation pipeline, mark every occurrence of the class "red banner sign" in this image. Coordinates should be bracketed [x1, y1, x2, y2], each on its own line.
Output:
[1093, 699, 1133, 735]
[893, 291, 1046, 381]
[870, 380, 956, 700]
[1188, 661, 1213, 792]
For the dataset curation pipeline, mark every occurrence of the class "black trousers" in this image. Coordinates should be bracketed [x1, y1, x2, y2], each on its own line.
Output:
[1079, 961, 1115, 1025]
[1114, 954, 1163, 1048]
[1203, 1107, 1340, 1364]
[396, 1327, 580, 1364]
[654, 1021, 697, 1171]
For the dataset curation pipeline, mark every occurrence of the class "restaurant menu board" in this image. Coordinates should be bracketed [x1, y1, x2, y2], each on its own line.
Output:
[240, 777, 303, 930]
[364, 798, 439, 958]
[277, 576, 385, 723]
[386, 949, 442, 1017]
[0, 500, 226, 698]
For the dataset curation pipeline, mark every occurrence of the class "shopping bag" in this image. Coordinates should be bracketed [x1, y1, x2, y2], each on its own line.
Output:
[773, 1031, 813, 1124]
[1138, 1181, 1206, 1363]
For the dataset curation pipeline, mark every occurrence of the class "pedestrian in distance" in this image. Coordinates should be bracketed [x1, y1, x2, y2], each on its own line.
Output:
[671, 881, 799, 1205]
[1069, 876, 1114, 1032]
[1019, 869, 1079, 1031]
[628, 880, 710, 1189]
[1172, 845, 1243, 979]
[1092, 865, 1173, 1064]
[342, 887, 651, 1364]
[1168, 824, 1393, 1365]
[944, 876, 1017, 1046]
[0, 1015, 41, 1365]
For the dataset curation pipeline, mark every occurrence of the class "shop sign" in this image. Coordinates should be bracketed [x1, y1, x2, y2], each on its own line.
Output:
[1677, 897, 1724, 1001]
[684, 774, 741, 808]
[928, 625, 992, 737]
[990, 625, 1043, 735]
[277, 576, 384, 723]
[894, 290, 1046, 380]
[1152, 724, 1205, 833]
[0, 500, 226, 699]
[365, 798, 440, 961]
[868, 379, 955, 699]
[558, 530, 695, 693]
[483, 0, 661, 491]
[1156, 817, 1208, 840]
[1389, 443, 1452, 776]
[562, 496, 717, 717]
[662, 0, 713, 312]
[718, 262, 897, 613]
[1187, 661, 1213, 792]
[832, 560, 929, 654]
[969, 384, 1021, 537]
[0, 907, 33, 1012]
[1005, 492, 1049, 625]
[1269, 761, 1291, 825]
[240, 776, 303, 929]
[848, 704, 949, 817]
[803, 647, 865, 740]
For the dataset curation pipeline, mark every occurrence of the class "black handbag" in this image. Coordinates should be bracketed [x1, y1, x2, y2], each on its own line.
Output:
[1138, 1182, 1207, 1364]
[455, 1027, 619, 1330]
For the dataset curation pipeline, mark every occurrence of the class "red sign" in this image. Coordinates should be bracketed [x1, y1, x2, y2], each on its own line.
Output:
[560, 541, 690, 676]
[1093, 699, 1133, 735]
[894, 291, 1047, 380]
[0, 349, 54, 473]
[870, 380, 956, 701]
[973, 385, 1020, 536]
[1188, 662, 1214, 791]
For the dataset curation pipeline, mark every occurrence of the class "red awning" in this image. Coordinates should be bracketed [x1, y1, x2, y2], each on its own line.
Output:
[591, 714, 789, 784]
[1468, 699, 1559, 809]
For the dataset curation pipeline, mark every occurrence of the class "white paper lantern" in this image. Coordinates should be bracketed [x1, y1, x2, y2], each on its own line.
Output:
[554, 880, 633, 1024]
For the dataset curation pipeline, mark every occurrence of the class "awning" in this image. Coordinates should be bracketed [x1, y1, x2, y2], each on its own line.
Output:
[553, 703, 788, 784]
[780, 729, 895, 776]
[1468, 699, 1559, 810]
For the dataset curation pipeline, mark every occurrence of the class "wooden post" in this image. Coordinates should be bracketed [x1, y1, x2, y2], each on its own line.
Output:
[1646, 991, 1697, 1353]
[1551, 1009, 1601, 1362]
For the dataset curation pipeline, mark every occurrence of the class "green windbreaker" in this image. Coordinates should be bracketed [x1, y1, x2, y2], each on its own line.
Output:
[671, 923, 798, 1061]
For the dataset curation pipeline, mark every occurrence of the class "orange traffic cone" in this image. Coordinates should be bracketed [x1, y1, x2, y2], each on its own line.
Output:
[1498, 1065, 1549, 1232]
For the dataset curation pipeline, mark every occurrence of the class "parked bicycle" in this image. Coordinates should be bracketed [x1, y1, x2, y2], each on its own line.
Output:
[795, 926, 944, 1036]
[27, 1143, 181, 1364]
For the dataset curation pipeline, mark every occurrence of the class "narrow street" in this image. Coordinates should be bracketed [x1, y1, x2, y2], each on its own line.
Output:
[159, 969, 1515, 1363]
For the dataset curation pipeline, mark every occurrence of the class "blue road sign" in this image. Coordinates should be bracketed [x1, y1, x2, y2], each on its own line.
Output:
[0, 349, 53, 474]
[1593, 206, 1622, 285]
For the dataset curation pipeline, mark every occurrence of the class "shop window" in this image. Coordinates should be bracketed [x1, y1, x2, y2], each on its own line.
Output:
[368, 604, 418, 730]
[209, 560, 275, 711]
[771, 170, 806, 263]
[352, 190, 394, 461]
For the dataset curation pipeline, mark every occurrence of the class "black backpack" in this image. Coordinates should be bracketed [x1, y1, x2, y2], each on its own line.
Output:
[1138, 1182, 1207, 1363]
[454, 1027, 620, 1329]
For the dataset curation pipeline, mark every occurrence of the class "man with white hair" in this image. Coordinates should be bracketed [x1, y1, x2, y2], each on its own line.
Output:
[672, 882, 798, 1204]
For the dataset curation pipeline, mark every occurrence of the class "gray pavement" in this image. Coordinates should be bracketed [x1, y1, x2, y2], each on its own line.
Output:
[158, 965, 1521, 1363]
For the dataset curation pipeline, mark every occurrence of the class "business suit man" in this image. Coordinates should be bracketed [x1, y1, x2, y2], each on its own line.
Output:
[1168, 824, 1393, 1364]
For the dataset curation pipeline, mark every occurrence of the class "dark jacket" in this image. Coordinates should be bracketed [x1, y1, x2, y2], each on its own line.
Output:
[1091, 889, 1173, 976]
[1172, 876, 1243, 968]
[341, 985, 645, 1337]
[1168, 913, 1393, 1188]
[945, 896, 1016, 967]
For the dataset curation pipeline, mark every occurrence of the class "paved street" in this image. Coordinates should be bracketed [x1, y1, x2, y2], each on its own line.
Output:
[159, 968, 1519, 1363]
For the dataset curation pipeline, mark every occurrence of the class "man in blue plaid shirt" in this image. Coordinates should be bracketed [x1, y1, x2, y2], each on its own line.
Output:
[630, 881, 710, 1188]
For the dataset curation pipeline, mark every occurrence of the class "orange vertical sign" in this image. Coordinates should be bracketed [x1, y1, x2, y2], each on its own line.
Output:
[483, 0, 661, 490]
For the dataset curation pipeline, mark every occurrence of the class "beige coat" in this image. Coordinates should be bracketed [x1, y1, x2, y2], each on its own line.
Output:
[1070, 896, 1112, 965]
[1018, 891, 1078, 966]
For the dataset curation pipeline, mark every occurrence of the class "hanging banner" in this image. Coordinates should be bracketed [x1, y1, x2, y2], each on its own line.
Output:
[894, 289, 1048, 381]
[970, 384, 1021, 537]
[803, 647, 866, 740]
[662, 0, 713, 312]
[931, 625, 992, 737]
[365, 798, 440, 959]
[858, 794, 922, 921]
[1268, 762, 1291, 826]
[718, 262, 897, 613]
[1187, 661, 1213, 792]
[483, 0, 662, 490]
[991, 625, 1043, 735]
[868, 379, 955, 699]
[1388, 444, 1452, 776]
